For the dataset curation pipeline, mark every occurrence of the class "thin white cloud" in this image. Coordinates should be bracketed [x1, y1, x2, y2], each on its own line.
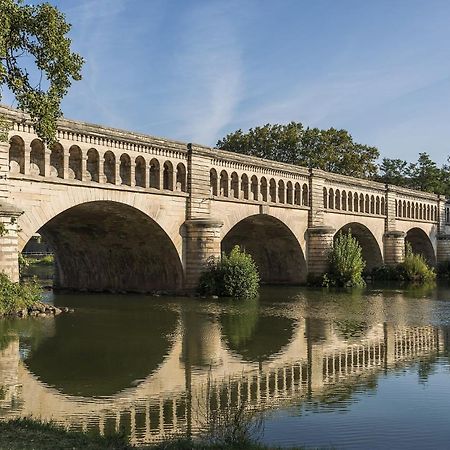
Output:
[170, 2, 243, 145]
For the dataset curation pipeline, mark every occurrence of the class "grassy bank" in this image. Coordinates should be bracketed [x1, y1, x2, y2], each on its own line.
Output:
[0, 419, 304, 450]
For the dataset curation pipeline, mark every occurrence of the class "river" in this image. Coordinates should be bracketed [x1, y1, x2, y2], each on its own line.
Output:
[1, 285, 450, 449]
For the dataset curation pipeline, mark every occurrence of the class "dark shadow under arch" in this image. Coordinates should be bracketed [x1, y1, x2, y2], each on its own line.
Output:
[405, 228, 436, 266]
[35, 201, 183, 292]
[222, 214, 306, 284]
[334, 222, 383, 271]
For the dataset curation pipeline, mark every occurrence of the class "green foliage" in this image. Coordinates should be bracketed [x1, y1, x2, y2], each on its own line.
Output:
[217, 123, 379, 178]
[198, 246, 260, 299]
[324, 230, 366, 288]
[372, 244, 436, 285]
[18, 252, 29, 277]
[0, 272, 41, 315]
[400, 243, 436, 283]
[0, 0, 84, 144]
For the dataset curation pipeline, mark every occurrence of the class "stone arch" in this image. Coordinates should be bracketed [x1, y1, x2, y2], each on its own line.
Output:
[68, 145, 82, 180]
[119, 153, 131, 186]
[86, 148, 99, 182]
[341, 190, 347, 211]
[176, 163, 187, 192]
[231, 172, 239, 198]
[9, 135, 25, 174]
[149, 158, 160, 189]
[405, 228, 436, 265]
[354, 192, 359, 212]
[135, 156, 146, 187]
[334, 222, 383, 271]
[278, 179, 285, 203]
[365, 194, 370, 213]
[210, 168, 218, 196]
[302, 183, 308, 206]
[251, 175, 259, 201]
[163, 161, 174, 190]
[221, 214, 307, 284]
[25, 200, 183, 292]
[359, 193, 364, 212]
[30, 139, 45, 175]
[241, 173, 249, 200]
[329, 188, 334, 209]
[104, 151, 116, 184]
[323, 187, 328, 208]
[348, 191, 353, 212]
[286, 181, 293, 204]
[269, 178, 276, 202]
[295, 182, 301, 206]
[220, 170, 228, 197]
[335, 189, 341, 210]
[50, 143, 64, 178]
[260, 177, 268, 201]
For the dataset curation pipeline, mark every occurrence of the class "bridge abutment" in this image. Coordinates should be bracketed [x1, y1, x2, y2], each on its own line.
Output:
[437, 235, 450, 264]
[383, 231, 406, 266]
[306, 226, 335, 281]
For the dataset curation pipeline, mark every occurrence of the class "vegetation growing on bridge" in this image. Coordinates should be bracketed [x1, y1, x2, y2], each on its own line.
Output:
[323, 230, 366, 288]
[0, 273, 41, 316]
[198, 246, 260, 298]
[373, 243, 436, 285]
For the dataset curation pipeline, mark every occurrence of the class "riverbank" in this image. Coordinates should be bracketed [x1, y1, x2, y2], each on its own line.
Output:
[0, 419, 303, 450]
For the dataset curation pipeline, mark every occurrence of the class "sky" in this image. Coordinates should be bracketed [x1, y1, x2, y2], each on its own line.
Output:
[3, 0, 450, 164]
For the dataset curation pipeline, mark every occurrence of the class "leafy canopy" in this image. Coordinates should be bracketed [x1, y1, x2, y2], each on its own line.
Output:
[0, 0, 83, 143]
[217, 122, 380, 179]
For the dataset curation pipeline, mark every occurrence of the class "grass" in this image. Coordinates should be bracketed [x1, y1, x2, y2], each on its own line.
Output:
[0, 419, 306, 450]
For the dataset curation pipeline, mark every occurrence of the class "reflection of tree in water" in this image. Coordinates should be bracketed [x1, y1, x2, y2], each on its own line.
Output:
[220, 298, 259, 348]
[0, 318, 54, 352]
[334, 319, 368, 340]
[220, 298, 296, 362]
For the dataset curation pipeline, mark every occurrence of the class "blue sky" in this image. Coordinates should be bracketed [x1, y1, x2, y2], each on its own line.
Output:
[4, 0, 450, 163]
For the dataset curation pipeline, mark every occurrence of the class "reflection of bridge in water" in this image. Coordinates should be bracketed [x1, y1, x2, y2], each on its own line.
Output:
[0, 307, 446, 445]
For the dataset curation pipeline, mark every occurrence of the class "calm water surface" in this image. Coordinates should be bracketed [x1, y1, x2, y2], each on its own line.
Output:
[2, 286, 450, 449]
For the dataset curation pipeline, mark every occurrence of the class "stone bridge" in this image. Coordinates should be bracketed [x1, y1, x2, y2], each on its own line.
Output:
[1, 104, 450, 291]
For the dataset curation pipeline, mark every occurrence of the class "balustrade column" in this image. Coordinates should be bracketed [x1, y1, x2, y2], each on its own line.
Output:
[99, 153, 106, 184]
[44, 148, 51, 177]
[81, 156, 87, 182]
[114, 161, 120, 185]
[130, 164, 135, 187]
[63, 151, 69, 180]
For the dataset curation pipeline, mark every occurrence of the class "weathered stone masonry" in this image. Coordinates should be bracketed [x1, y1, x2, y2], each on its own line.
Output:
[2, 104, 450, 291]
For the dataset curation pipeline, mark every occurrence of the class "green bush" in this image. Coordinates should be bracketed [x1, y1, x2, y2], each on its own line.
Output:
[198, 246, 260, 299]
[372, 243, 436, 284]
[0, 273, 41, 315]
[324, 230, 366, 288]
[400, 243, 436, 283]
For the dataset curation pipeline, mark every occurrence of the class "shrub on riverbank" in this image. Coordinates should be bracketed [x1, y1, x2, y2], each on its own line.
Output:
[198, 246, 259, 298]
[372, 244, 436, 284]
[323, 230, 366, 288]
[0, 273, 41, 316]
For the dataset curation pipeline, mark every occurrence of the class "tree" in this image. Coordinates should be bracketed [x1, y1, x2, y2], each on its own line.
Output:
[0, 0, 83, 144]
[217, 123, 380, 178]
[406, 152, 444, 194]
[377, 158, 409, 186]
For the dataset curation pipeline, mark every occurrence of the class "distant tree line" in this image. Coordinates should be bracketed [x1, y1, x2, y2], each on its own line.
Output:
[217, 123, 450, 197]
